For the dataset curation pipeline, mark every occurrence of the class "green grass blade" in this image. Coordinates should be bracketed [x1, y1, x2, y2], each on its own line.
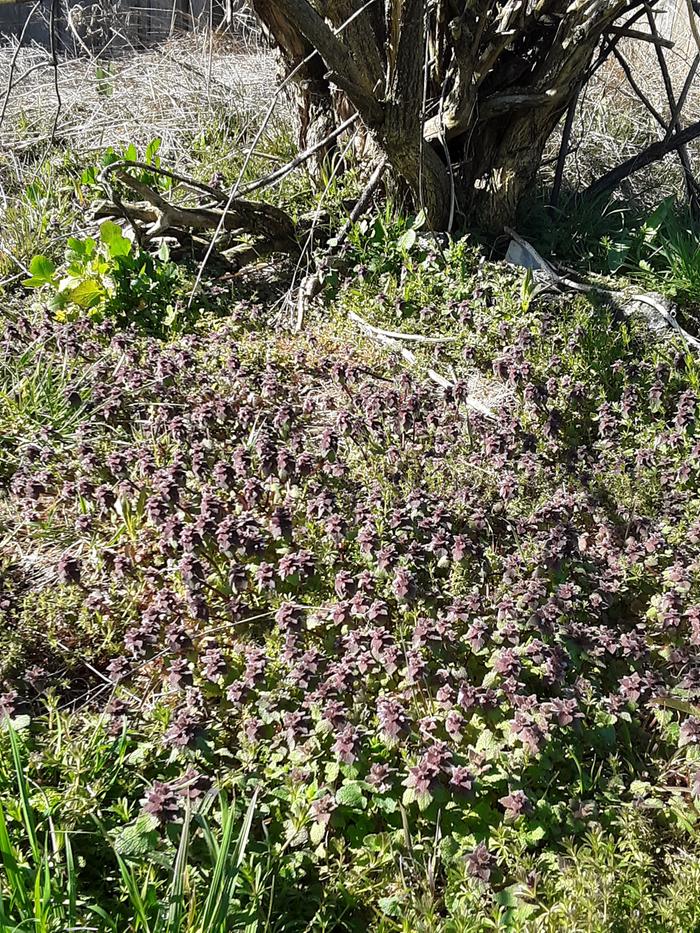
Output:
[165, 804, 191, 933]
[64, 832, 76, 927]
[0, 801, 30, 915]
[7, 727, 40, 866]
[88, 903, 119, 932]
[115, 853, 152, 933]
[232, 789, 258, 872]
[200, 789, 258, 932]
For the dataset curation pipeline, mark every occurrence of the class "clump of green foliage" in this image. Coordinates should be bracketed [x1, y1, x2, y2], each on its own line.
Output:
[23, 221, 183, 337]
[4, 119, 700, 931]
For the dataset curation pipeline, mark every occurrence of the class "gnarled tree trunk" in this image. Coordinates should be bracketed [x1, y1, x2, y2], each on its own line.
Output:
[252, 0, 635, 231]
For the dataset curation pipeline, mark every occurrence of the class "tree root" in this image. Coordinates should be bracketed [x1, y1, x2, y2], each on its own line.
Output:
[95, 161, 298, 271]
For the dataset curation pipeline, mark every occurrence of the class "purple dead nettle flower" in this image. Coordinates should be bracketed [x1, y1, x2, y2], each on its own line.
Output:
[311, 794, 337, 827]
[510, 712, 548, 755]
[679, 717, 700, 747]
[367, 762, 393, 792]
[675, 390, 696, 430]
[449, 765, 476, 794]
[270, 506, 293, 541]
[58, 553, 82, 585]
[278, 550, 315, 582]
[164, 706, 202, 749]
[465, 619, 489, 652]
[289, 649, 323, 689]
[0, 690, 18, 720]
[392, 568, 415, 602]
[173, 768, 212, 803]
[167, 658, 192, 690]
[467, 843, 495, 883]
[200, 644, 227, 682]
[403, 757, 439, 796]
[377, 697, 410, 741]
[142, 781, 181, 823]
[330, 601, 352, 626]
[320, 700, 347, 729]
[275, 603, 304, 632]
[255, 562, 276, 591]
[492, 648, 522, 678]
[445, 709, 464, 741]
[498, 789, 532, 820]
[227, 681, 248, 705]
[333, 724, 359, 764]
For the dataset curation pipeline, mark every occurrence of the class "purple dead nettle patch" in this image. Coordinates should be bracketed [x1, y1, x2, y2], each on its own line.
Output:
[2, 303, 700, 820]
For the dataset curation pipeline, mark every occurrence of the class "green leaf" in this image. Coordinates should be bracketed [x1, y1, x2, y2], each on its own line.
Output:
[145, 138, 162, 164]
[66, 237, 87, 259]
[335, 782, 366, 809]
[475, 728, 502, 759]
[68, 279, 104, 310]
[309, 821, 326, 845]
[525, 823, 546, 845]
[412, 208, 427, 230]
[397, 228, 417, 252]
[325, 761, 340, 783]
[99, 221, 131, 258]
[81, 166, 97, 186]
[378, 896, 401, 918]
[22, 255, 56, 288]
[113, 813, 159, 857]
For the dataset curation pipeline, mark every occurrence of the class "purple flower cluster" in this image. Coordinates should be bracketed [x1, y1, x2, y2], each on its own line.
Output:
[3, 301, 700, 841]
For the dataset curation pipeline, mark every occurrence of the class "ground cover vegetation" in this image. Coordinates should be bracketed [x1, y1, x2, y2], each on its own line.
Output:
[2, 10, 700, 932]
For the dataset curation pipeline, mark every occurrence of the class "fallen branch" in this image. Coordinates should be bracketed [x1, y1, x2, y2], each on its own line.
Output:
[238, 112, 360, 198]
[96, 164, 297, 264]
[583, 119, 700, 201]
[348, 312, 497, 420]
[505, 228, 700, 352]
[606, 25, 674, 47]
[347, 310, 459, 344]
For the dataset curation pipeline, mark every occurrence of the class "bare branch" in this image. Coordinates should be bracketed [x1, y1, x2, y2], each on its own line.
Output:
[584, 120, 700, 201]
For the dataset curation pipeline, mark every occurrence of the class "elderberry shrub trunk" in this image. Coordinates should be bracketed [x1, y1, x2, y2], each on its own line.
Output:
[253, 0, 629, 231]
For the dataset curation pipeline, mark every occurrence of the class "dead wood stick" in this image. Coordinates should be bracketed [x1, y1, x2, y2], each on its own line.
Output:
[665, 54, 700, 142]
[238, 113, 360, 197]
[583, 119, 700, 201]
[612, 47, 666, 129]
[348, 313, 497, 419]
[606, 25, 674, 47]
[550, 84, 580, 209]
[347, 310, 459, 344]
[106, 170, 296, 245]
[644, 3, 700, 208]
[0, 1, 41, 129]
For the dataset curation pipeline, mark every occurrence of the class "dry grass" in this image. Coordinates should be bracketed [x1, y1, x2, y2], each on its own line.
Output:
[0, 33, 279, 160]
[545, 34, 700, 206]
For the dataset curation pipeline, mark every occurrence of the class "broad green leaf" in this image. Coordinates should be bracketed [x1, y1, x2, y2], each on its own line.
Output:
[69, 279, 104, 309]
[22, 255, 56, 288]
[378, 896, 401, 917]
[309, 821, 326, 845]
[335, 782, 366, 809]
[145, 138, 162, 164]
[99, 221, 131, 258]
[113, 813, 159, 856]
[101, 149, 119, 167]
[397, 228, 417, 252]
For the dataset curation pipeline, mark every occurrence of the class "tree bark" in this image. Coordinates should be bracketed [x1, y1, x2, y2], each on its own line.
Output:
[253, 0, 637, 232]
